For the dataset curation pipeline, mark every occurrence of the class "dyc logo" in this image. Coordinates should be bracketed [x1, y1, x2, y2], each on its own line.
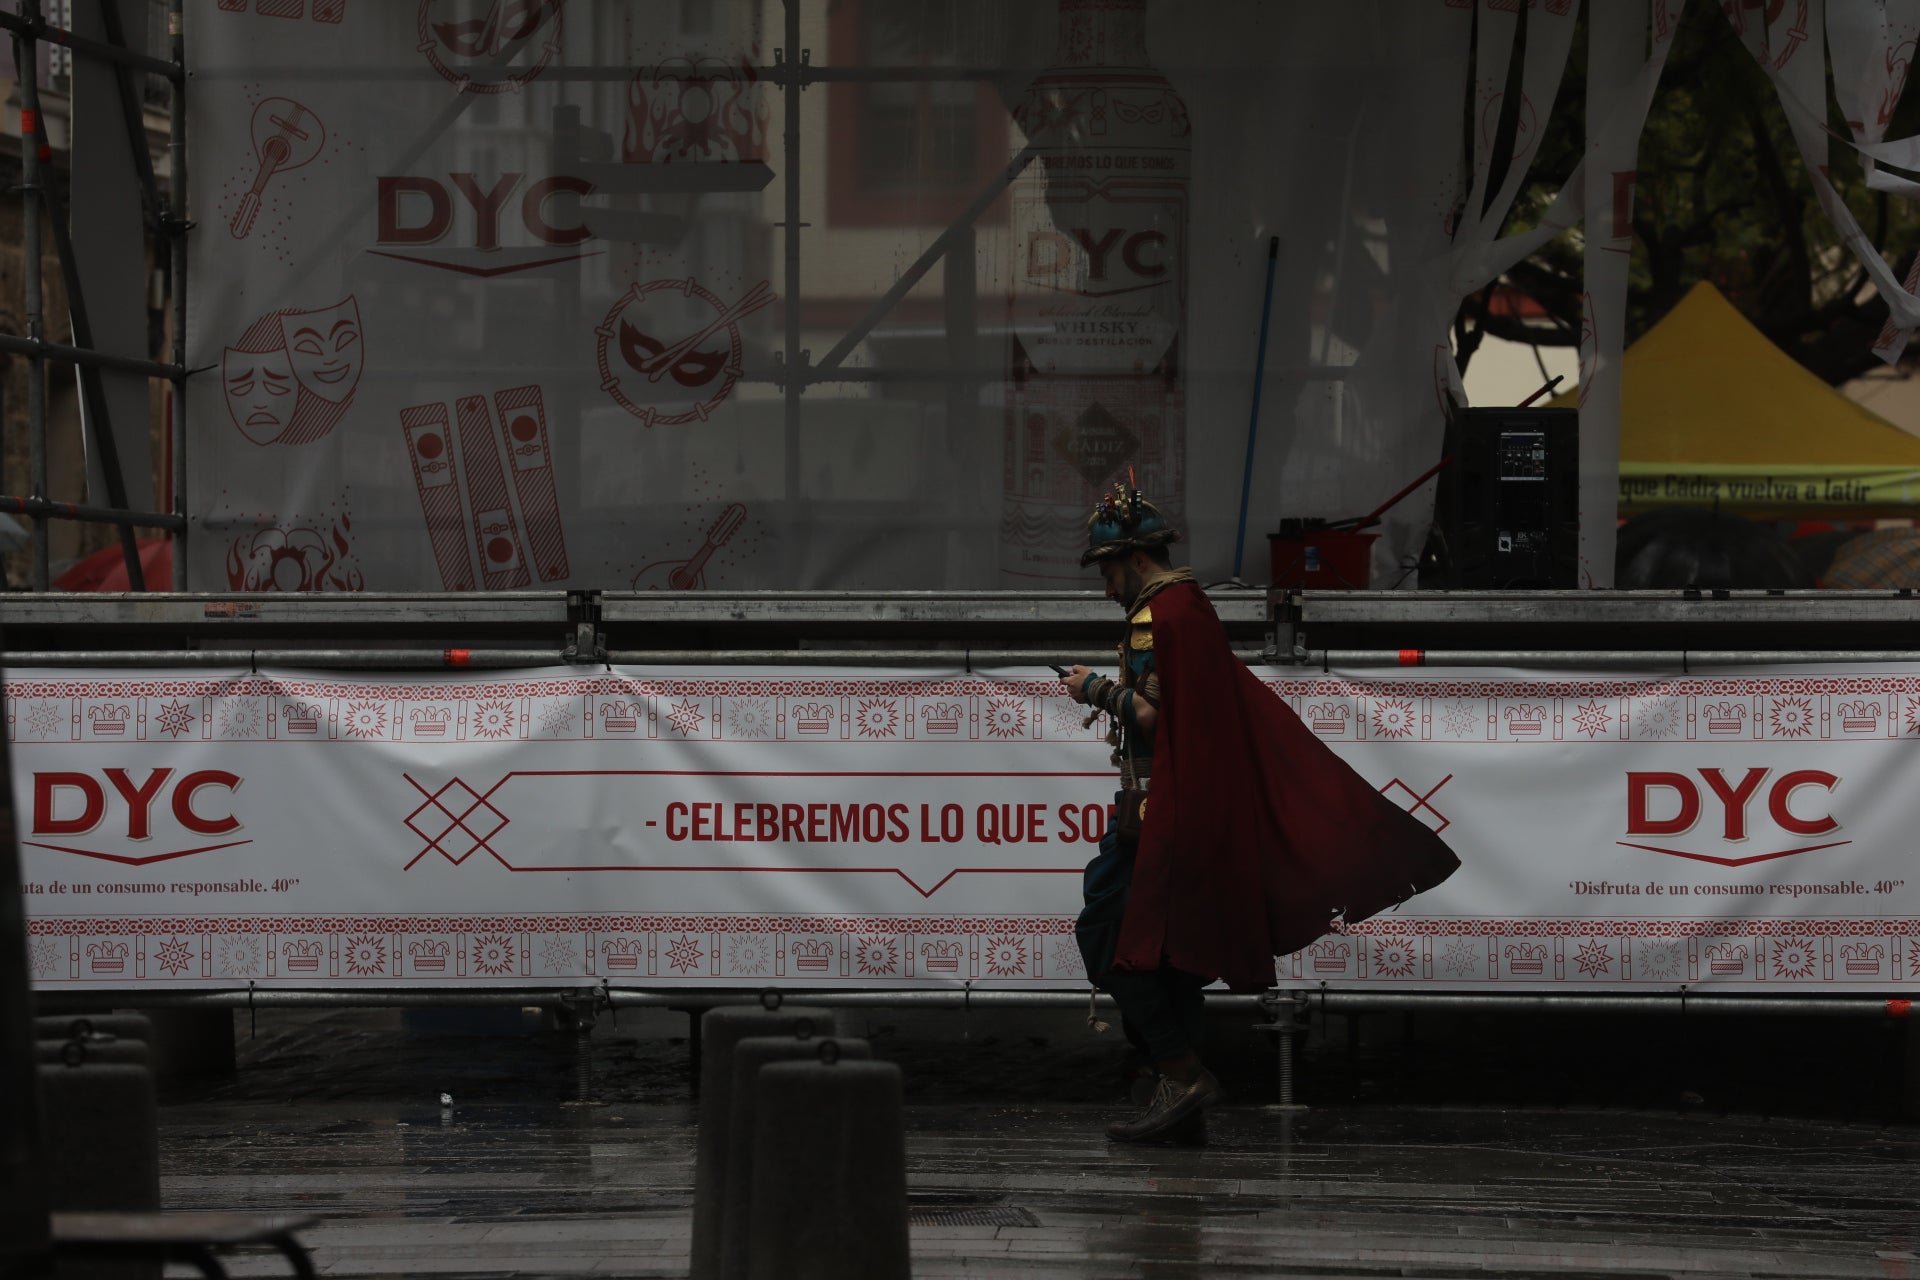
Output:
[28, 769, 248, 866]
[1621, 767, 1845, 867]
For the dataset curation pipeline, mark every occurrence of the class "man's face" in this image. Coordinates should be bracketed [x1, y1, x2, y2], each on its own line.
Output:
[1099, 555, 1142, 609]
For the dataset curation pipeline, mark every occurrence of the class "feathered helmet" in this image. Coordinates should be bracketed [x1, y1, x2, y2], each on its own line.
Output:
[1081, 471, 1182, 567]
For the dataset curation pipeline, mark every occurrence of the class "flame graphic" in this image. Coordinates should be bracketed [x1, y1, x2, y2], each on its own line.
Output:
[227, 514, 366, 592]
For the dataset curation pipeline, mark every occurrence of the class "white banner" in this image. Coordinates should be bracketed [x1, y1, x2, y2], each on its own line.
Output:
[12, 665, 1920, 992]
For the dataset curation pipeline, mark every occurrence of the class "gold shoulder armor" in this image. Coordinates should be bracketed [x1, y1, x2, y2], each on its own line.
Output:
[1131, 604, 1153, 625]
[1129, 623, 1154, 650]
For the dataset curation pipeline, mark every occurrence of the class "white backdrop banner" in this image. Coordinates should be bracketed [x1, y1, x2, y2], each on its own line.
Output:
[12, 665, 1920, 992]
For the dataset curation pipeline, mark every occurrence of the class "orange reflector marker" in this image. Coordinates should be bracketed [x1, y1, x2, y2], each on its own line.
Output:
[1889, 998, 1912, 1018]
[445, 648, 471, 667]
[1397, 649, 1424, 667]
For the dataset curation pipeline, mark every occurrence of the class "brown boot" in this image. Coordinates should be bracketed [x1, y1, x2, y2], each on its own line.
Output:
[1106, 1068, 1223, 1143]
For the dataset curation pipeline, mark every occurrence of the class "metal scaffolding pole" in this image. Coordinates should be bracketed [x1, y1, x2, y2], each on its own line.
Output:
[779, 0, 804, 574]
[0, 494, 184, 530]
[16, 4, 49, 592]
[168, 0, 187, 589]
[14, 7, 149, 590]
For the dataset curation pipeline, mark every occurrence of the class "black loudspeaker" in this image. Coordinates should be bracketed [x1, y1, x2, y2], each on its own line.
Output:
[1431, 407, 1578, 588]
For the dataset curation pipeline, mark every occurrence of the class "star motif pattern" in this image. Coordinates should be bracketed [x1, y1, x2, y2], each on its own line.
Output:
[1370, 697, 1416, 739]
[23, 701, 62, 739]
[1574, 938, 1612, 977]
[217, 700, 263, 739]
[1634, 696, 1681, 740]
[1438, 700, 1479, 739]
[156, 699, 196, 737]
[471, 934, 516, 975]
[724, 936, 769, 975]
[666, 699, 706, 737]
[344, 935, 386, 976]
[727, 698, 773, 739]
[1910, 939, 1920, 978]
[855, 698, 900, 739]
[984, 935, 1027, 976]
[854, 935, 899, 976]
[343, 700, 388, 739]
[1772, 937, 1816, 979]
[28, 938, 60, 977]
[665, 934, 702, 973]
[218, 937, 262, 977]
[1050, 937, 1085, 977]
[537, 700, 577, 736]
[1050, 702, 1099, 739]
[1440, 938, 1478, 976]
[1768, 696, 1814, 738]
[155, 937, 194, 976]
[539, 936, 579, 972]
[1572, 700, 1613, 738]
[1641, 941, 1682, 980]
[472, 699, 516, 739]
[1372, 937, 1416, 978]
[983, 698, 1027, 739]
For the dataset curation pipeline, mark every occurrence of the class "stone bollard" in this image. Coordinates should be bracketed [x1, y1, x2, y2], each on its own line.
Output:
[747, 1043, 909, 1280]
[720, 1030, 872, 1280]
[689, 994, 834, 1280]
[37, 1037, 161, 1280]
[34, 1014, 153, 1044]
[34, 1036, 150, 1068]
[35, 1038, 160, 1212]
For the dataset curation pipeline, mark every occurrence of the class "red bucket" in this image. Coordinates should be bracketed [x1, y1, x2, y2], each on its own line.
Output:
[1269, 526, 1377, 589]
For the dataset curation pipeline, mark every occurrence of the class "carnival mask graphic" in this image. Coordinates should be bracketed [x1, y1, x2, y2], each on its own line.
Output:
[618, 319, 726, 388]
[223, 296, 365, 445]
[223, 344, 297, 446]
[419, 0, 563, 93]
[594, 278, 773, 427]
[279, 298, 364, 404]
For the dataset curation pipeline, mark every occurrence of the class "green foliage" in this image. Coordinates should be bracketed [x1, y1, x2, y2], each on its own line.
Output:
[1473, 5, 1920, 386]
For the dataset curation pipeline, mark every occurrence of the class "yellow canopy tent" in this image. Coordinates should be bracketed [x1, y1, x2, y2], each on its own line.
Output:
[1557, 281, 1920, 516]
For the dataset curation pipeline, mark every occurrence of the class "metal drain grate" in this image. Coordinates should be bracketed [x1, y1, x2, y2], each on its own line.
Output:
[908, 1205, 1039, 1228]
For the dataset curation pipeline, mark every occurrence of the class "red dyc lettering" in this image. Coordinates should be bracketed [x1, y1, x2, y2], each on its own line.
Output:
[1768, 769, 1839, 836]
[172, 771, 242, 835]
[104, 767, 173, 840]
[1698, 767, 1767, 841]
[32, 772, 105, 836]
[1625, 771, 1699, 836]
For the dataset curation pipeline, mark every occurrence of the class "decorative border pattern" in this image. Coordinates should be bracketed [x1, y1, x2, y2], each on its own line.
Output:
[24, 913, 1088, 985]
[5, 672, 1101, 746]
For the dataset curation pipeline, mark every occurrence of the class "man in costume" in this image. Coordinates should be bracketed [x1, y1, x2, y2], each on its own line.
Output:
[1063, 478, 1459, 1144]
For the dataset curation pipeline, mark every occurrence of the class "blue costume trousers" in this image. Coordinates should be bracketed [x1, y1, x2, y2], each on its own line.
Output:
[1073, 800, 1209, 1062]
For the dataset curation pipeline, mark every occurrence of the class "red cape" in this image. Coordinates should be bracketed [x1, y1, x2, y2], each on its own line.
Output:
[1113, 581, 1460, 991]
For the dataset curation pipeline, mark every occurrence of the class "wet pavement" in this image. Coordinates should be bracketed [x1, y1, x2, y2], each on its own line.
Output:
[140, 1007, 1920, 1277]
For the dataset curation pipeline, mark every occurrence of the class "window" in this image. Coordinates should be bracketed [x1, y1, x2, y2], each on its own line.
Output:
[827, 0, 1009, 228]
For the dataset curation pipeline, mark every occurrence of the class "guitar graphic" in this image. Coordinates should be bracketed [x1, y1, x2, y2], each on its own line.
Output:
[230, 98, 326, 239]
[630, 504, 747, 590]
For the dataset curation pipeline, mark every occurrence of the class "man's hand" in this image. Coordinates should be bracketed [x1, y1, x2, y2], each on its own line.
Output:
[1062, 664, 1096, 703]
